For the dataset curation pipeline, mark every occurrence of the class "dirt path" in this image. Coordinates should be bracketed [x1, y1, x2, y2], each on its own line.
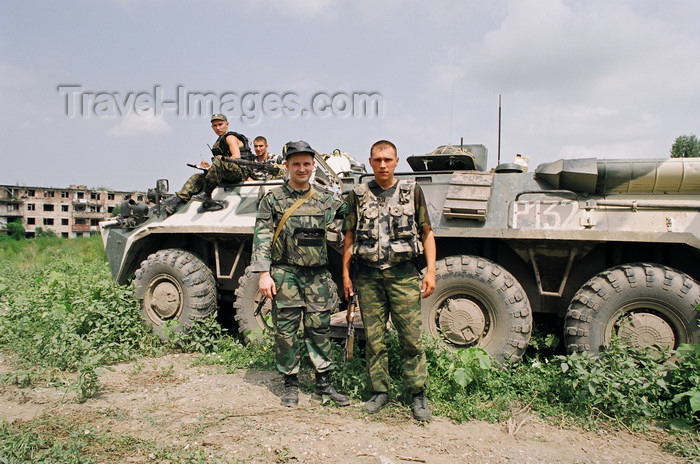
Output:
[0, 353, 685, 463]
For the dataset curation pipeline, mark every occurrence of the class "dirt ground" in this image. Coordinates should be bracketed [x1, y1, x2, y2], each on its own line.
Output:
[0, 353, 688, 464]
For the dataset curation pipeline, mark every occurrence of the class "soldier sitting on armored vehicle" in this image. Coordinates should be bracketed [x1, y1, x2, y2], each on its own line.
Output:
[163, 113, 252, 214]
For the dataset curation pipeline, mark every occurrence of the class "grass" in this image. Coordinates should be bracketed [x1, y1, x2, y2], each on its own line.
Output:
[0, 414, 225, 464]
[0, 235, 698, 462]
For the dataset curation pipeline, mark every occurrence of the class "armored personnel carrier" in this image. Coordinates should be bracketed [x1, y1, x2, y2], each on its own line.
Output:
[101, 145, 700, 362]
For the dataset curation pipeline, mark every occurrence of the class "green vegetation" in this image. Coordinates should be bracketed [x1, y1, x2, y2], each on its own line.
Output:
[0, 415, 224, 464]
[2, 221, 25, 240]
[671, 134, 700, 158]
[0, 236, 697, 462]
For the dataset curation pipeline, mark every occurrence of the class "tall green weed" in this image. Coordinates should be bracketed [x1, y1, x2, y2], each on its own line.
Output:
[0, 236, 161, 400]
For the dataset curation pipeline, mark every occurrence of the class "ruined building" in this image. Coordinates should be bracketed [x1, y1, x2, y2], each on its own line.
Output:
[1, 184, 145, 238]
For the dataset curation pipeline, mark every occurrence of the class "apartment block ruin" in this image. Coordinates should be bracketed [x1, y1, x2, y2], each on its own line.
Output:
[1, 184, 145, 238]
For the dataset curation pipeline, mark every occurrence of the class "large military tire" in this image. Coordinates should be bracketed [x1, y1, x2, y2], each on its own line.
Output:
[133, 249, 217, 340]
[565, 263, 700, 354]
[422, 255, 533, 362]
[234, 266, 273, 343]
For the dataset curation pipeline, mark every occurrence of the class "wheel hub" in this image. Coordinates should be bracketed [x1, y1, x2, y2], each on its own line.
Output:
[616, 312, 676, 349]
[438, 298, 486, 346]
[149, 279, 181, 319]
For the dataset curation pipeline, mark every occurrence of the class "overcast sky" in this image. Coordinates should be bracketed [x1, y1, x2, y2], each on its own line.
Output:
[1, 0, 699, 191]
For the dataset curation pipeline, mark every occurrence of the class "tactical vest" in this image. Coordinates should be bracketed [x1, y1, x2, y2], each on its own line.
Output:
[270, 187, 330, 267]
[211, 131, 254, 160]
[352, 179, 423, 268]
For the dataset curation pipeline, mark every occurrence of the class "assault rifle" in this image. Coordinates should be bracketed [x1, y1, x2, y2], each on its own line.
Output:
[220, 156, 282, 179]
[343, 292, 358, 362]
[188, 157, 282, 180]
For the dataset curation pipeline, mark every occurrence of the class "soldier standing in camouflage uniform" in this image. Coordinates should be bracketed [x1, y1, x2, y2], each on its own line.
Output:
[342, 140, 436, 421]
[163, 114, 250, 214]
[251, 141, 349, 407]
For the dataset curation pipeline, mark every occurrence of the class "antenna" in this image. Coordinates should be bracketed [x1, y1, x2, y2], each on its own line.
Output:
[497, 94, 502, 165]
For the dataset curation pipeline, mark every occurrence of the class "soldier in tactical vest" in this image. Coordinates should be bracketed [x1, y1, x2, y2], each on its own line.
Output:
[251, 140, 349, 407]
[163, 114, 251, 214]
[342, 140, 436, 421]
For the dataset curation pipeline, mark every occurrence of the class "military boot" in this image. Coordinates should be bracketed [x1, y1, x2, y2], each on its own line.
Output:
[191, 182, 214, 202]
[364, 392, 390, 413]
[314, 371, 350, 406]
[162, 195, 185, 216]
[192, 181, 224, 211]
[411, 391, 432, 422]
[281, 374, 298, 407]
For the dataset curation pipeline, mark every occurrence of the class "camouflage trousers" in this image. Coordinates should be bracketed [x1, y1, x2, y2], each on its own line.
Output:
[270, 264, 336, 375]
[176, 156, 245, 201]
[356, 260, 428, 395]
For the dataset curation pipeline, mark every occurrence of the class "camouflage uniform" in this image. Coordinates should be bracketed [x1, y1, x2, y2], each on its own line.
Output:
[343, 179, 430, 395]
[251, 181, 345, 375]
[249, 155, 286, 181]
[176, 132, 248, 201]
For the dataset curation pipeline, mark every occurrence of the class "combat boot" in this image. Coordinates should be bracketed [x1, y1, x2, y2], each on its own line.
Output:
[162, 195, 185, 216]
[364, 392, 389, 413]
[314, 371, 350, 406]
[281, 374, 298, 407]
[192, 182, 224, 211]
[411, 391, 432, 422]
[192, 183, 224, 211]
[191, 187, 213, 202]
[192, 177, 217, 201]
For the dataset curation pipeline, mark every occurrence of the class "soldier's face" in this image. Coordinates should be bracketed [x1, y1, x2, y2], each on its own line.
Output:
[369, 147, 398, 182]
[254, 141, 268, 157]
[211, 120, 229, 136]
[285, 153, 315, 188]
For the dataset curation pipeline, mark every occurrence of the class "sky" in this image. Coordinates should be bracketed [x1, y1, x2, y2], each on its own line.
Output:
[1, 0, 699, 191]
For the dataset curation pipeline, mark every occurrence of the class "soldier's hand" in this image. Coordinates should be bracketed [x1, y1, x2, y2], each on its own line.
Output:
[421, 269, 436, 298]
[342, 276, 354, 300]
[198, 161, 211, 169]
[258, 271, 276, 299]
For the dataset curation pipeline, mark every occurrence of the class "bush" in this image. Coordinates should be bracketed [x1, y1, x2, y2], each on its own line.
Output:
[662, 343, 700, 429]
[6, 222, 24, 240]
[0, 236, 162, 401]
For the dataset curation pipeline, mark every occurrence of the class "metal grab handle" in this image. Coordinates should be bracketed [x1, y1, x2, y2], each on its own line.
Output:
[515, 190, 578, 201]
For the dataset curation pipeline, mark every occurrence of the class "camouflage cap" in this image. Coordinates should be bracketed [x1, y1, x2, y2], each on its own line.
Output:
[283, 140, 316, 160]
[210, 113, 227, 122]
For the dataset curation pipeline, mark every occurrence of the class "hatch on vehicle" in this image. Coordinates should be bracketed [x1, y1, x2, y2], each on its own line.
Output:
[442, 172, 494, 221]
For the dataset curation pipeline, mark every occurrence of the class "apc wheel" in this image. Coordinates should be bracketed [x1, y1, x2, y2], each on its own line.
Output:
[422, 255, 533, 362]
[133, 249, 217, 340]
[234, 266, 273, 343]
[565, 263, 700, 354]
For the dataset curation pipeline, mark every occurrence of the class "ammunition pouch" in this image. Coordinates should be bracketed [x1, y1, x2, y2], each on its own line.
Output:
[294, 227, 324, 247]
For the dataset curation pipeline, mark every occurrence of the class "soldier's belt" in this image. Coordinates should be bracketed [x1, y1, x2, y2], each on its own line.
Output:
[271, 263, 327, 273]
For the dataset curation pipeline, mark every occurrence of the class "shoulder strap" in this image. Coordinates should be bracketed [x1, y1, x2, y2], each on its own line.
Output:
[271, 189, 315, 246]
